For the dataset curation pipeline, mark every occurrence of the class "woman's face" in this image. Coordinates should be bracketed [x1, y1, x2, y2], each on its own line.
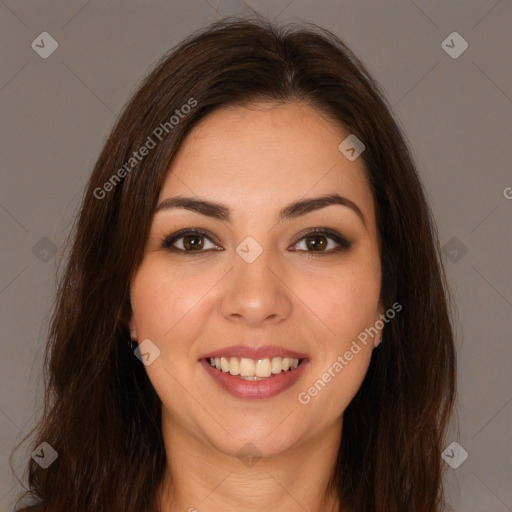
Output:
[129, 100, 384, 458]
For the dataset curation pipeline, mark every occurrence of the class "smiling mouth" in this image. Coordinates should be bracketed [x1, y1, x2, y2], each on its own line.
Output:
[205, 356, 306, 381]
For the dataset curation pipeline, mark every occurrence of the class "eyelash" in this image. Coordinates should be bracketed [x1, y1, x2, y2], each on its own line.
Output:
[160, 228, 352, 257]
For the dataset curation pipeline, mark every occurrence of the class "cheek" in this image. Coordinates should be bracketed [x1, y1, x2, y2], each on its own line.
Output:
[297, 273, 377, 419]
[307, 265, 381, 343]
[130, 260, 212, 342]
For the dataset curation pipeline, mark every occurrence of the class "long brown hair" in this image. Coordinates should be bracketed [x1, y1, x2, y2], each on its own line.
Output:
[11, 15, 458, 512]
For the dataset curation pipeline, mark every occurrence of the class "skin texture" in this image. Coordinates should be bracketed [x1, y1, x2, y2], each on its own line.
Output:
[128, 101, 384, 512]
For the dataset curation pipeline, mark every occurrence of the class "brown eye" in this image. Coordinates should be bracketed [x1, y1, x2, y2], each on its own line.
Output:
[304, 234, 328, 251]
[291, 228, 352, 254]
[161, 227, 351, 257]
[162, 229, 219, 255]
[182, 234, 204, 251]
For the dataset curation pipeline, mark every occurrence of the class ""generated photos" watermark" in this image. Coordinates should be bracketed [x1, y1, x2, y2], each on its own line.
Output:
[298, 301, 402, 405]
[94, 97, 197, 199]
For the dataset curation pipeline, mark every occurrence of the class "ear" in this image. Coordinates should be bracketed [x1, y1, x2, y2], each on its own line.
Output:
[128, 313, 138, 341]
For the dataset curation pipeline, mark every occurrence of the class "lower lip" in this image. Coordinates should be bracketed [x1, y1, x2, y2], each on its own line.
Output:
[199, 358, 309, 399]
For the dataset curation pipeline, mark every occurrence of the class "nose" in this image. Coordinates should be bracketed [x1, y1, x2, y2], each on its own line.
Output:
[219, 246, 292, 328]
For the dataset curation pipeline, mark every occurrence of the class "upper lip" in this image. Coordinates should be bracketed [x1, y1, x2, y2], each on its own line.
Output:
[198, 345, 309, 361]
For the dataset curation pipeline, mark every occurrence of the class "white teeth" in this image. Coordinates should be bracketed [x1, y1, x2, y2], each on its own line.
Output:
[208, 356, 300, 379]
[255, 358, 272, 378]
[271, 357, 282, 374]
[239, 358, 255, 377]
[229, 357, 240, 375]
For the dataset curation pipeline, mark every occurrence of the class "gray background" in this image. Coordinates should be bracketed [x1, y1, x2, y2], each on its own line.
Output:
[1, 0, 511, 510]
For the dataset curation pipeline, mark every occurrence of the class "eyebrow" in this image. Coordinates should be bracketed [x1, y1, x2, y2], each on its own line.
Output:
[155, 193, 367, 230]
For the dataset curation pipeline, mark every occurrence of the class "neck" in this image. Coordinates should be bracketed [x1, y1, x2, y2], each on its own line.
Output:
[156, 415, 344, 512]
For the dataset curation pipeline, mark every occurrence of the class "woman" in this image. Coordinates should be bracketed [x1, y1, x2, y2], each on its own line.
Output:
[11, 16, 458, 512]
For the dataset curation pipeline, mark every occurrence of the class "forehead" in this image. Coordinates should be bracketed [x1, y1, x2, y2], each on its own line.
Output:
[159, 101, 375, 227]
